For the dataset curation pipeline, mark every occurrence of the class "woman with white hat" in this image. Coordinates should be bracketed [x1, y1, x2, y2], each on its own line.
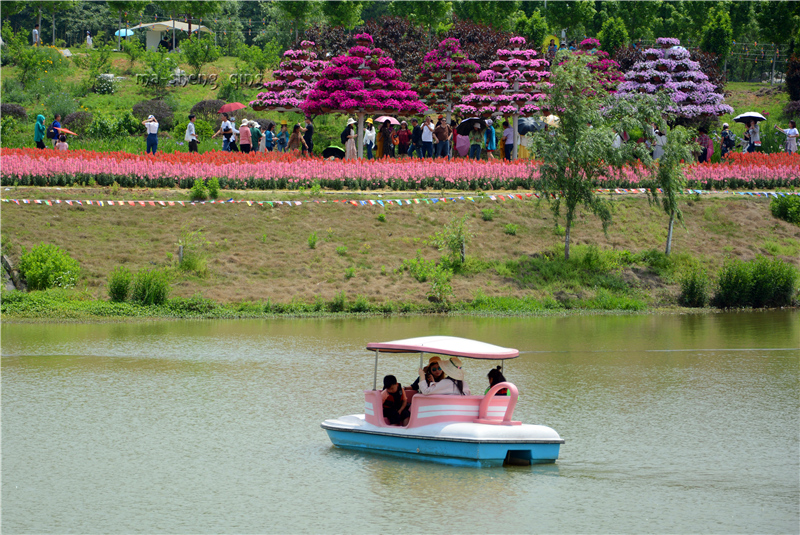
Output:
[344, 118, 357, 160]
[141, 114, 159, 154]
[417, 356, 470, 395]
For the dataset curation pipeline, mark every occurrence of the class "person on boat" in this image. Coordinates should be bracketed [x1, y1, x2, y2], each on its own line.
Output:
[485, 366, 509, 396]
[410, 356, 444, 391]
[417, 357, 470, 396]
[381, 375, 410, 426]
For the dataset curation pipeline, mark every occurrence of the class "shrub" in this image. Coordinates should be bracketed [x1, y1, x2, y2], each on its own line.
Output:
[107, 266, 132, 302]
[0, 115, 19, 135]
[44, 91, 78, 119]
[349, 294, 370, 312]
[1, 79, 30, 105]
[177, 228, 209, 276]
[207, 177, 220, 199]
[481, 208, 494, 221]
[344, 267, 356, 279]
[402, 250, 437, 282]
[87, 112, 139, 139]
[307, 231, 318, 249]
[783, 100, 800, 119]
[190, 99, 226, 126]
[165, 295, 216, 314]
[62, 111, 94, 136]
[216, 76, 247, 104]
[173, 118, 214, 142]
[749, 255, 798, 308]
[714, 258, 751, 308]
[679, 266, 711, 307]
[1, 103, 27, 121]
[18, 243, 80, 291]
[189, 179, 208, 201]
[429, 214, 471, 266]
[336, 246, 348, 256]
[130, 268, 170, 306]
[377, 213, 386, 222]
[132, 99, 175, 131]
[328, 291, 347, 312]
[427, 264, 454, 304]
[120, 39, 144, 71]
[504, 223, 518, 235]
[95, 73, 116, 95]
[770, 195, 800, 225]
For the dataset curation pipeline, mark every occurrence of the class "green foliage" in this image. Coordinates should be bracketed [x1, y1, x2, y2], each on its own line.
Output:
[598, 16, 629, 54]
[402, 250, 437, 282]
[236, 41, 278, 78]
[44, 92, 78, 119]
[377, 213, 387, 222]
[95, 74, 116, 95]
[72, 45, 113, 93]
[770, 194, 800, 225]
[700, 4, 733, 62]
[429, 214, 471, 266]
[344, 267, 356, 279]
[786, 54, 800, 102]
[454, 0, 519, 31]
[216, 76, 247, 103]
[714, 256, 798, 308]
[481, 208, 495, 221]
[1, 116, 20, 136]
[504, 224, 518, 235]
[141, 48, 179, 98]
[178, 227, 209, 276]
[321, 0, 365, 29]
[328, 291, 347, 312]
[18, 243, 80, 291]
[130, 268, 171, 306]
[120, 38, 145, 71]
[206, 177, 220, 199]
[107, 266, 132, 302]
[87, 111, 140, 139]
[427, 264, 453, 304]
[679, 266, 711, 307]
[189, 179, 208, 201]
[173, 118, 214, 142]
[336, 246, 348, 256]
[181, 34, 221, 76]
[308, 231, 318, 249]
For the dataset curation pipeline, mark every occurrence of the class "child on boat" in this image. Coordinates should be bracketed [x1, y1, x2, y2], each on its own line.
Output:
[485, 366, 509, 395]
[381, 375, 410, 426]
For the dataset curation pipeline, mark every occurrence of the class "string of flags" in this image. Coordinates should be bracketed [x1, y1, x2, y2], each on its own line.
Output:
[2, 190, 796, 208]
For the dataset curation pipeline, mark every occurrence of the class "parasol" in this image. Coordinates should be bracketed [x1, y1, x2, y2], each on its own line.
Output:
[518, 117, 545, 135]
[456, 117, 486, 136]
[322, 146, 345, 159]
[733, 112, 767, 124]
[374, 116, 400, 126]
[218, 102, 247, 114]
[54, 127, 78, 136]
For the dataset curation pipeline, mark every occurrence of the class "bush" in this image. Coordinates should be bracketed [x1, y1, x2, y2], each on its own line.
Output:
[44, 91, 78, 119]
[504, 223, 518, 235]
[18, 243, 80, 291]
[770, 194, 800, 225]
[377, 213, 386, 222]
[308, 231, 318, 249]
[190, 99, 226, 126]
[714, 258, 752, 308]
[62, 111, 93, 136]
[336, 246, 348, 255]
[1, 79, 30, 105]
[173, 118, 214, 141]
[0, 115, 19, 135]
[679, 267, 711, 307]
[207, 177, 220, 199]
[130, 268, 170, 306]
[783, 100, 800, 120]
[714, 256, 798, 308]
[107, 266, 132, 302]
[95, 73, 116, 95]
[190, 179, 208, 201]
[88, 112, 139, 139]
[481, 208, 494, 221]
[132, 99, 175, 131]
[1, 103, 27, 121]
[216, 76, 247, 104]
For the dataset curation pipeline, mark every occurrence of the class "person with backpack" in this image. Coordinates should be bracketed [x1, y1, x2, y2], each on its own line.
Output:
[343, 118, 357, 160]
[720, 123, 736, 158]
[48, 114, 62, 147]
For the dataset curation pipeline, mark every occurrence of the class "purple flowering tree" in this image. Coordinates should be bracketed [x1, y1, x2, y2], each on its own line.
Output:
[616, 37, 733, 120]
[250, 41, 329, 113]
[300, 32, 426, 158]
[455, 36, 552, 159]
[414, 38, 481, 124]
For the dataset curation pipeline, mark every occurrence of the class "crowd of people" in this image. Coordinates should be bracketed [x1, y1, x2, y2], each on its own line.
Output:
[379, 357, 510, 427]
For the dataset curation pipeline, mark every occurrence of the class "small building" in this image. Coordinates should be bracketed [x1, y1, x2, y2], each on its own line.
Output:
[126, 21, 212, 51]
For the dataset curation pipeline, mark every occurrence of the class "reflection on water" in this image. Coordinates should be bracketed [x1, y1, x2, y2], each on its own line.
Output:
[2, 311, 798, 533]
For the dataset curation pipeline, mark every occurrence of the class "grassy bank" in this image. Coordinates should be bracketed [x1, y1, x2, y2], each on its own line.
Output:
[2, 189, 798, 320]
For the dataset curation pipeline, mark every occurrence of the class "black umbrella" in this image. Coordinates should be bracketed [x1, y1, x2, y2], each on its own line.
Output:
[457, 117, 487, 136]
[733, 112, 766, 124]
[518, 117, 545, 135]
[322, 146, 345, 159]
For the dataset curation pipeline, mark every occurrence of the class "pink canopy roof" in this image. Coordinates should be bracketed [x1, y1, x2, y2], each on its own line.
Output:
[366, 336, 518, 360]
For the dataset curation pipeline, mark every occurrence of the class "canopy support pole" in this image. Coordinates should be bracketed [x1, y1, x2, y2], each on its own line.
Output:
[357, 111, 365, 159]
[373, 349, 379, 391]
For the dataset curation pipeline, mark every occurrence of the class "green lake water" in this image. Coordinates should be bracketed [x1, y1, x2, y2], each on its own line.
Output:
[2, 311, 798, 533]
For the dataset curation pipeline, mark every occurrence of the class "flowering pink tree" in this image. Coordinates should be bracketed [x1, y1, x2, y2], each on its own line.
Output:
[456, 36, 552, 159]
[616, 37, 733, 120]
[572, 38, 625, 93]
[414, 38, 481, 124]
[300, 32, 426, 158]
[250, 41, 329, 113]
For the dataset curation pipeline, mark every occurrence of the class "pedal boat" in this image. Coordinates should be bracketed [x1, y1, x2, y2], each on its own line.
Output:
[321, 336, 564, 467]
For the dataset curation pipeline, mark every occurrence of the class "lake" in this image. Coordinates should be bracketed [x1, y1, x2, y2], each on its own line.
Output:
[2, 311, 798, 533]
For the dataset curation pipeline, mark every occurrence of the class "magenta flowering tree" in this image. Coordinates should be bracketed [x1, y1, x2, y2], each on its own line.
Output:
[414, 38, 481, 123]
[571, 38, 625, 93]
[301, 32, 426, 158]
[617, 37, 733, 120]
[455, 36, 552, 158]
[249, 41, 329, 113]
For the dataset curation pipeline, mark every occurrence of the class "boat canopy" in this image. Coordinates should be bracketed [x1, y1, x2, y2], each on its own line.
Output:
[366, 336, 519, 360]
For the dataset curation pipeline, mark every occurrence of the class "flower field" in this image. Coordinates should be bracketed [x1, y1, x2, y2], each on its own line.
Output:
[1, 149, 798, 191]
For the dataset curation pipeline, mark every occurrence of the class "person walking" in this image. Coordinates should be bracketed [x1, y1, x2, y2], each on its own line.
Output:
[468, 122, 483, 160]
[276, 120, 289, 152]
[380, 120, 395, 158]
[421, 116, 435, 158]
[48, 114, 62, 147]
[142, 114, 159, 154]
[250, 120, 262, 153]
[213, 112, 233, 151]
[720, 122, 735, 158]
[32, 24, 40, 47]
[185, 114, 199, 153]
[86, 31, 93, 48]
[746, 120, 761, 153]
[239, 119, 252, 153]
[434, 117, 448, 158]
[264, 123, 275, 152]
[363, 118, 376, 160]
[408, 118, 422, 157]
[775, 120, 799, 154]
[288, 123, 307, 153]
[228, 117, 239, 152]
[484, 119, 497, 159]
[343, 118, 357, 160]
[302, 117, 314, 156]
[502, 120, 514, 160]
[398, 121, 411, 158]
[34, 114, 47, 149]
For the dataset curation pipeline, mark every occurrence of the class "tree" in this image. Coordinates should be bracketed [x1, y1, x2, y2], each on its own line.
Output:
[36, 0, 74, 46]
[597, 16, 628, 55]
[275, 0, 321, 42]
[513, 8, 549, 50]
[544, 1, 595, 41]
[700, 4, 733, 64]
[321, 0, 364, 29]
[616, 0, 660, 41]
[453, 0, 520, 32]
[107, 1, 148, 51]
[216, 0, 244, 56]
[756, 0, 800, 45]
[181, 33, 221, 75]
[390, 0, 452, 44]
[648, 126, 697, 255]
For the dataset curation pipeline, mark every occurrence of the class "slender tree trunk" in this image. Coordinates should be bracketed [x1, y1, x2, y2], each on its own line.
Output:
[564, 221, 571, 260]
[460, 240, 466, 264]
[665, 209, 675, 256]
[52, 11, 55, 45]
[118, 13, 122, 51]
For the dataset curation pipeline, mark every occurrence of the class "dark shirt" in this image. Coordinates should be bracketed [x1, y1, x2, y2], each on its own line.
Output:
[434, 124, 447, 142]
[411, 125, 422, 145]
[303, 123, 314, 146]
